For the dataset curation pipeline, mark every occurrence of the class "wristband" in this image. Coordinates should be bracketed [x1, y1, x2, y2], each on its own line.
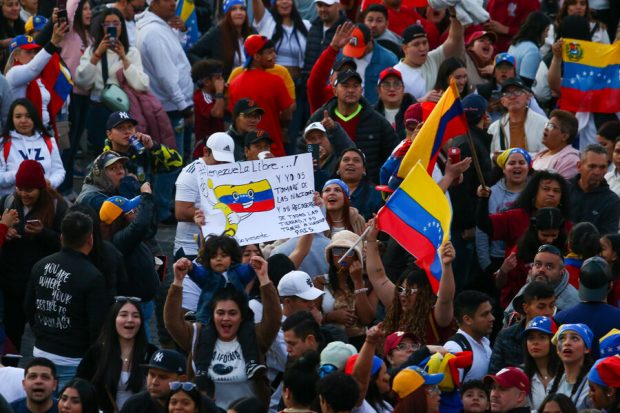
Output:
[354, 288, 368, 295]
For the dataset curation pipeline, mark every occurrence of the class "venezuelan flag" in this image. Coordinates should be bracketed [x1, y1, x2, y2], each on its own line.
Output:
[376, 162, 452, 293]
[177, 0, 199, 50]
[560, 39, 620, 113]
[397, 79, 467, 178]
[213, 180, 275, 213]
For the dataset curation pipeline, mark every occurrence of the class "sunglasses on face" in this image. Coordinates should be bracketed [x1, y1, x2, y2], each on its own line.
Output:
[397, 286, 418, 296]
[169, 382, 196, 391]
[332, 247, 354, 257]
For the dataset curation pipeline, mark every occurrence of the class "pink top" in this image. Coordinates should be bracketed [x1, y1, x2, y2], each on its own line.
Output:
[532, 144, 580, 180]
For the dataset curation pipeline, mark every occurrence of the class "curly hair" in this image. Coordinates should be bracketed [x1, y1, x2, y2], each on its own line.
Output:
[511, 170, 571, 217]
[383, 266, 435, 341]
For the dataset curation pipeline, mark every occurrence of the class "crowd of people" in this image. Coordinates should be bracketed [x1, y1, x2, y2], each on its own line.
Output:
[0, 0, 617, 411]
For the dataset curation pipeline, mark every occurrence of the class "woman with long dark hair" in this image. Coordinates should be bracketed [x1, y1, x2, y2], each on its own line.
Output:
[434, 57, 470, 98]
[0, 0, 24, 67]
[77, 298, 157, 412]
[507, 12, 552, 87]
[523, 316, 561, 410]
[333, 148, 382, 220]
[537, 393, 578, 413]
[321, 178, 365, 237]
[0, 98, 65, 195]
[58, 378, 99, 413]
[0, 159, 67, 350]
[165, 382, 204, 413]
[74, 7, 149, 154]
[188, 0, 254, 78]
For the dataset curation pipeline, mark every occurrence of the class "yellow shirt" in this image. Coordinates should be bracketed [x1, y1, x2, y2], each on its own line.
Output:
[228, 64, 296, 100]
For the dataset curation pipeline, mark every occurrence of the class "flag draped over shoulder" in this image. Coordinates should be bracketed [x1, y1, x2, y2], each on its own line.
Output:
[397, 79, 467, 178]
[177, 0, 199, 50]
[376, 162, 452, 293]
[559, 39, 620, 113]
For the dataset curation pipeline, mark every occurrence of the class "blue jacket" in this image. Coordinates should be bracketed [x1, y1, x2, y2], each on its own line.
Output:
[360, 41, 398, 105]
[188, 261, 255, 324]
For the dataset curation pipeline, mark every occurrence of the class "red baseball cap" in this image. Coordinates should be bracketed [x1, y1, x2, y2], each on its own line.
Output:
[243, 35, 274, 68]
[466, 30, 497, 46]
[484, 367, 530, 393]
[383, 331, 416, 355]
[378, 67, 402, 85]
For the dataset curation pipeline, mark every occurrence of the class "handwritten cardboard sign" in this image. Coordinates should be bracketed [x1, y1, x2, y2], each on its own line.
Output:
[197, 153, 328, 245]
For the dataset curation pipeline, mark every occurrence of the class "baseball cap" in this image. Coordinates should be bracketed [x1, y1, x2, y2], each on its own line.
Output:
[552, 323, 594, 350]
[244, 130, 273, 147]
[99, 151, 129, 168]
[378, 67, 402, 85]
[401, 24, 427, 44]
[600, 329, 620, 356]
[142, 349, 186, 374]
[384, 331, 416, 355]
[579, 256, 612, 301]
[587, 356, 620, 388]
[500, 78, 531, 94]
[484, 367, 530, 393]
[25, 15, 48, 35]
[466, 30, 497, 46]
[243, 35, 274, 68]
[233, 98, 265, 117]
[393, 366, 444, 399]
[320, 341, 358, 370]
[462, 94, 488, 125]
[494, 52, 516, 67]
[314, 0, 339, 5]
[106, 111, 138, 130]
[9, 35, 41, 54]
[334, 70, 362, 86]
[523, 316, 558, 336]
[206, 132, 235, 163]
[344, 354, 382, 376]
[304, 122, 326, 137]
[277, 271, 324, 300]
[332, 57, 357, 72]
[343, 24, 371, 59]
[100, 195, 142, 225]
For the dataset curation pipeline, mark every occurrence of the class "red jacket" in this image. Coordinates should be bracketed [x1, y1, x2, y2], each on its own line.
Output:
[486, 0, 540, 52]
[307, 45, 339, 114]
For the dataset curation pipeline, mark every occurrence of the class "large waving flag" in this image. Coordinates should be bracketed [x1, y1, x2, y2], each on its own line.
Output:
[397, 79, 467, 178]
[177, 0, 199, 50]
[376, 162, 452, 293]
[43, 53, 72, 120]
[560, 39, 620, 113]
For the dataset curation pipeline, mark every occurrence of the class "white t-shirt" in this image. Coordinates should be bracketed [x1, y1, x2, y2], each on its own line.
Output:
[394, 45, 446, 99]
[355, 50, 373, 93]
[443, 329, 492, 382]
[0, 367, 26, 403]
[174, 159, 204, 256]
[384, 107, 399, 128]
[116, 371, 132, 409]
[181, 275, 201, 311]
[208, 338, 253, 410]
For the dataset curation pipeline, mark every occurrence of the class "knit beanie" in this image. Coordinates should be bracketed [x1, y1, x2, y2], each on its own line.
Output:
[15, 160, 46, 189]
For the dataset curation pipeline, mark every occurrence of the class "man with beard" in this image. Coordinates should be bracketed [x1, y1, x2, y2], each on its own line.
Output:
[10, 358, 58, 413]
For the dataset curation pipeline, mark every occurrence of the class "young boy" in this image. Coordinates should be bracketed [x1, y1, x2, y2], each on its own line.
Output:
[191, 59, 226, 159]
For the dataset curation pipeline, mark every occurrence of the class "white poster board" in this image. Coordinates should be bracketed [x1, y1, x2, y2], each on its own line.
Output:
[196, 153, 329, 245]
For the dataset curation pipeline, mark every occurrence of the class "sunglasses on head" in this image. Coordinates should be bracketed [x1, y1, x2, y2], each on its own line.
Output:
[537, 244, 562, 257]
[114, 296, 141, 303]
[169, 382, 197, 391]
[319, 364, 338, 378]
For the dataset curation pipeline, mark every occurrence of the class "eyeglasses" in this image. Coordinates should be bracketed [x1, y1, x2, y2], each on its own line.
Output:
[169, 382, 197, 391]
[332, 247, 355, 257]
[114, 296, 141, 303]
[395, 342, 418, 352]
[537, 244, 562, 257]
[380, 81, 403, 89]
[544, 122, 560, 131]
[397, 286, 418, 296]
[425, 385, 441, 395]
[319, 364, 338, 378]
[502, 89, 526, 98]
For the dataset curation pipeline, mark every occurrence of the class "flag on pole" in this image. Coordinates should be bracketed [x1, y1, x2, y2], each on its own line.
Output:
[397, 79, 467, 178]
[376, 162, 452, 293]
[559, 39, 620, 113]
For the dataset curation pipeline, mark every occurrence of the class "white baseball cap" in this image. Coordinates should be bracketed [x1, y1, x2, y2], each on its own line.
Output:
[278, 271, 324, 301]
[206, 132, 235, 163]
[314, 0, 339, 4]
[304, 122, 326, 137]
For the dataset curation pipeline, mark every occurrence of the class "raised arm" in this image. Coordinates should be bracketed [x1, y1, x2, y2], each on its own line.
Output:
[351, 324, 384, 405]
[364, 220, 395, 309]
[548, 39, 563, 95]
[252, 0, 266, 25]
[433, 241, 455, 328]
[442, 7, 464, 58]
[164, 258, 196, 352]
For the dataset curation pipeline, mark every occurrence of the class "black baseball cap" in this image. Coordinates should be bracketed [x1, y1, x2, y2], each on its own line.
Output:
[245, 130, 273, 147]
[334, 70, 362, 86]
[106, 111, 138, 130]
[233, 98, 265, 118]
[500, 78, 532, 94]
[579, 256, 612, 301]
[402, 24, 427, 44]
[141, 350, 186, 374]
[333, 57, 357, 72]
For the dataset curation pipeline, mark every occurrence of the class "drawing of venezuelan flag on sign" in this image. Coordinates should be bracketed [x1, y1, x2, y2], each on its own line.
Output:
[176, 0, 199, 49]
[560, 39, 620, 113]
[213, 180, 275, 213]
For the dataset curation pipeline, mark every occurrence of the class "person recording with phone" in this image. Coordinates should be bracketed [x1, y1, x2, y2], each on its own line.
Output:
[74, 7, 149, 155]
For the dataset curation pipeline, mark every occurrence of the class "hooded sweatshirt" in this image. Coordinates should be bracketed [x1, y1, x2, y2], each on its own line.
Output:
[135, 10, 192, 112]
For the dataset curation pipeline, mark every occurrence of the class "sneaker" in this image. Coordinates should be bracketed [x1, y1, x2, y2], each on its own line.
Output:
[246, 361, 266, 379]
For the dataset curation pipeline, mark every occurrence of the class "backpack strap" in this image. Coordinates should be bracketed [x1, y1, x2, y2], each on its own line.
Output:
[448, 333, 473, 379]
[2, 135, 52, 163]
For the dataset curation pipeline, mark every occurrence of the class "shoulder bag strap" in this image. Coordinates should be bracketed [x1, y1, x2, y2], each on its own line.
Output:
[101, 52, 109, 85]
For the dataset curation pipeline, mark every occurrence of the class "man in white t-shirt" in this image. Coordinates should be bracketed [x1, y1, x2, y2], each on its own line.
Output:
[174, 132, 235, 261]
[393, 12, 463, 101]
